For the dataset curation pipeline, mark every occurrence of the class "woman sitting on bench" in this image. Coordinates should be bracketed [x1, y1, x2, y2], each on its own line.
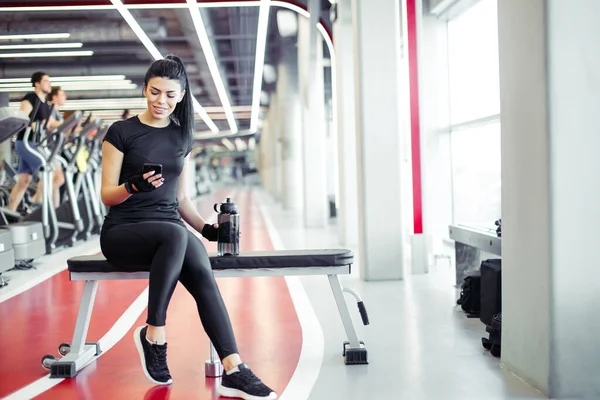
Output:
[100, 55, 276, 400]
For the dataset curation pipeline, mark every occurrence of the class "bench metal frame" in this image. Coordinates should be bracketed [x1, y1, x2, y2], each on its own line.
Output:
[48, 264, 366, 379]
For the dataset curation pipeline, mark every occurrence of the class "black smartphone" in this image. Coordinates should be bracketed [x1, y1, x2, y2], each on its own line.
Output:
[142, 163, 163, 175]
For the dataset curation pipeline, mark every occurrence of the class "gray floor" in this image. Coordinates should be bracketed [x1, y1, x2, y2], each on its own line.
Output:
[255, 188, 546, 400]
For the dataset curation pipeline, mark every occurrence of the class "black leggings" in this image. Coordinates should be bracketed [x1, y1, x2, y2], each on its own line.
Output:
[100, 220, 239, 360]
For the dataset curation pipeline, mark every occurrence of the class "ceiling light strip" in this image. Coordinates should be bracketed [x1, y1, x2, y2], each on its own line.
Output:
[0, 85, 137, 93]
[271, 1, 309, 17]
[110, 0, 162, 60]
[0, 80, 132, 89]
[0, 43, 83, 50]
[0, 75, 127, 83]
[186, 0, 238, 134]
[110, 0, 219, 133]
[0, 33, 70, 39]
[0, 2, 261, 12]
[0, 50, 93, 58]
[250, 0, 271, 133]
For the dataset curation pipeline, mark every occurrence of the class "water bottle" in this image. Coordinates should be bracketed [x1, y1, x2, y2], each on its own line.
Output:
[213, 198, 240, 256]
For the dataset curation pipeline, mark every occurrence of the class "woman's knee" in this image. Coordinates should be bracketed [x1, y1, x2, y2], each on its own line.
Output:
[182, 232, 212, 276]
[159, 223, 188, 244]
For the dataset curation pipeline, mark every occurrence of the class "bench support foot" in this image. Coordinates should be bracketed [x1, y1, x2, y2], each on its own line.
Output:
[343, 341, 368, 365]
[45, 343, 101, 378]
[45, 280, 100, 378]
[328, 275, 369, 364]
[205, 341, 223, 377]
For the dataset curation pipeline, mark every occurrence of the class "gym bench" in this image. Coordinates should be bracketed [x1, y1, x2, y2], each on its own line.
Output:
[43, 249, 370, 379]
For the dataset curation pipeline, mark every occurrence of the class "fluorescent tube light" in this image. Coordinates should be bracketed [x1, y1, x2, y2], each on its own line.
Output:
[0, 84, 137, 93]
[186, 0, 238, 134]
[235, 137, 247, 151]
[0, 43, 83, 51]
[0, 33, 70, 40]
[221, 138, 236, 151]
[271, 1, 309, 17]
[0, 51, 93, 58]
[276, 9, 297, 37]
[250, 0, 271, 133]
[0, 2, 260, 12]
[110, 0, 162, 60]
[262, 64, 276, 84]
[0, 80, 132, 89]
[0, 75, 127, 84]
[111, 0, 219, 133]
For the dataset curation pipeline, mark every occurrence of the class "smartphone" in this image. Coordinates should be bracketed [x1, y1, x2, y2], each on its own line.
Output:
[142, 163, 163, 175]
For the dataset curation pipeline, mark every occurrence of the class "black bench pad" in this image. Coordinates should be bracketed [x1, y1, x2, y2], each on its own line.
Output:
[67, 249, 354, 273]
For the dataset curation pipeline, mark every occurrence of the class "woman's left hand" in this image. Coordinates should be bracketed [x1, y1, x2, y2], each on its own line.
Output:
[201, 223, 219, 241]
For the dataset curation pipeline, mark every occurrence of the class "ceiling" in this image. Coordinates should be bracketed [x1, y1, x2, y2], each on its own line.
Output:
[0, 0, 334, 149]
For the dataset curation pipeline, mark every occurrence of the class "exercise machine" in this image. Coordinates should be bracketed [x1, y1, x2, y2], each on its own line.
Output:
[0, 106, 46, 266]
[1, 111, 85, 254]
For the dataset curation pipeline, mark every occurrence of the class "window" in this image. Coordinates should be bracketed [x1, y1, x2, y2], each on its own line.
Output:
[451, 121, 501, 226]
[447, 0, 500, 125]
[446, 0, 501, 228]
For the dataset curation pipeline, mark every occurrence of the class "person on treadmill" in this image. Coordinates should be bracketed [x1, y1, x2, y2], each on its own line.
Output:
[7, 72, 61, 212]
[100, 55, 277, 399]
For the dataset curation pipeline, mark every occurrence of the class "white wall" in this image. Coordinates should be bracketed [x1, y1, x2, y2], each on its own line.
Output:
[498, 0, 551, 393]
[547, 0, 600, 397]
[500, 0, 600, 397]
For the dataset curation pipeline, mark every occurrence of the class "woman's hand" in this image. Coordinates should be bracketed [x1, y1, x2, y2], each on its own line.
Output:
[201, 223, 219, 241]
[129, 170, 164, 192]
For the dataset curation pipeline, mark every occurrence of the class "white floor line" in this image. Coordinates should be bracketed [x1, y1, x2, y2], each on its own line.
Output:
[255, 190, 324, 400]
[0, 238, 101, 304]
[3, 286, 149, 400]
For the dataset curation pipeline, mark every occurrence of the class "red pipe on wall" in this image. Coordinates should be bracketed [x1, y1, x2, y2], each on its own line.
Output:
[406, 0, 423, 235]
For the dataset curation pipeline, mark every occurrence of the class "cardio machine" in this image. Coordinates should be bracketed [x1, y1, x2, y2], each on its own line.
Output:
[61, 117, 104, 241]
[0, 106, 45, 270]
[0, 108, 85, 254]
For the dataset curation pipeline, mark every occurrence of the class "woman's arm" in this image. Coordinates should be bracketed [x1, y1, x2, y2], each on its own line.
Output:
[100, 141, 131, 207]
[46, 117, 61, 132]
[177, 154, 213, 234]
[101, 141, 164, 207]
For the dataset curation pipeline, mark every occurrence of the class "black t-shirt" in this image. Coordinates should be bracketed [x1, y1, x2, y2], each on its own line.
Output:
[16, 92, 51, 141]
[102, 116, 193, 226]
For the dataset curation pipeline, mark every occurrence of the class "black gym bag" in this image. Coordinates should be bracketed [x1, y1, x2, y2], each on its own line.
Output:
[480, 259, 502, 326]
[456, 271, 481, 317]
[482, 312, 502, 357]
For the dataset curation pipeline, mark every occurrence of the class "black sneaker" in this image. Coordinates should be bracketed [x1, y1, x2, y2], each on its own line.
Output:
[217, 363, 277, 400]
[133, 326, 172, 385]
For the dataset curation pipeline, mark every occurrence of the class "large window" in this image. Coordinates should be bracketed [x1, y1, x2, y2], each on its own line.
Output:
[447, 0, 501, 227]
[451, 121, 501, 226]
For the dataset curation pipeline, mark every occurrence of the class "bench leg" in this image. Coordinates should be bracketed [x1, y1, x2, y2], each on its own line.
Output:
[43, 280, 102, 378]
[327, 274, 368, 365]
[205, 341, 223, 377]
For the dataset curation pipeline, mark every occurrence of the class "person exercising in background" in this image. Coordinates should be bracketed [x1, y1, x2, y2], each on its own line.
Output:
[100, 55, 277, 399]
[47, 86, 66, 123]
[7, 72, 61, 212]
[33, 86, 69, 208]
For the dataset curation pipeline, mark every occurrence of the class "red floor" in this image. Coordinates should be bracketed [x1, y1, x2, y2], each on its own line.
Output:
[0, 188, 301, 399]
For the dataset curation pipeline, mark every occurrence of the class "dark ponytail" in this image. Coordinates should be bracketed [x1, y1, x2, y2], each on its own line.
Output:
[143, 54, 194, 145]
